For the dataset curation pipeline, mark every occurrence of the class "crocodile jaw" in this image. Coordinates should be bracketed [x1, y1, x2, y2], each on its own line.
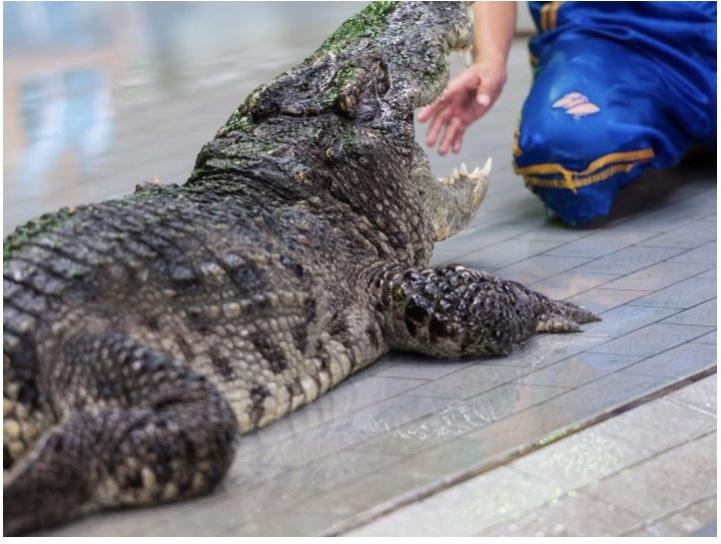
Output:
[431, 158, 492, 241]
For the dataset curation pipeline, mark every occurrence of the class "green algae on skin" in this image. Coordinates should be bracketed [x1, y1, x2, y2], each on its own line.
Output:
[4, 208, 77, 261]
[220, 2, 396, 136]
[316, 1, 396, 54]
[320, 64, 363, 109]
[334, 65, 361, 88]
[218, 108, 258, 139]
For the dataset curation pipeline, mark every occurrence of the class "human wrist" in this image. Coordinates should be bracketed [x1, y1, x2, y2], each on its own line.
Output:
[473, 50, 507, 70]
[471, 56, 507, 86]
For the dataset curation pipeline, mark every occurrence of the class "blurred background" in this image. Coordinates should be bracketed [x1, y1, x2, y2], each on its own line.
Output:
[3, 2, 536, 234]
[3, 2, 365, 232]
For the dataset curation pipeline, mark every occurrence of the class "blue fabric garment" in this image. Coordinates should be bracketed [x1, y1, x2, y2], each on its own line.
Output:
[514, 1, 717, 225]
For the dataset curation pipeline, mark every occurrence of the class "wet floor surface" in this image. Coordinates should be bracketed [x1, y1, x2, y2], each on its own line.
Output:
[4, 1, 364, 231]
[348, 374, 717, 537]
[5, 2, 716, 537]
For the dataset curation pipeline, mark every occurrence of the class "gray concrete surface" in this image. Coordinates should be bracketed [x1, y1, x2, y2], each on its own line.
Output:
[5, 2, 716, 537]
[348, 375, 717, 537]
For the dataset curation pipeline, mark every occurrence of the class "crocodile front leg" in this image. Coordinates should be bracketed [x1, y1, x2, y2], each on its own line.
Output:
[374, 264, 600, 358]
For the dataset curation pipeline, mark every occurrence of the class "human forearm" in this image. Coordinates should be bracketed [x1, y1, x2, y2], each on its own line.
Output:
[472, 1, 517, 65]
[418, 1, 518, 155]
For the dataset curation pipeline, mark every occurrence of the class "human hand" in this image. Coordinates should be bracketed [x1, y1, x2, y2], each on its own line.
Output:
[418, 60, 507, 155]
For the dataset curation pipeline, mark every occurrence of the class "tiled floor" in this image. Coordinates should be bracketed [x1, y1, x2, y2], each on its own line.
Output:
[6, 4, 716, 538]
[347, 375, 716, 537]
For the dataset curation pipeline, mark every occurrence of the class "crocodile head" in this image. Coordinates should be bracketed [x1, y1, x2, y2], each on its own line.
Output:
[195, 1, 490, 261]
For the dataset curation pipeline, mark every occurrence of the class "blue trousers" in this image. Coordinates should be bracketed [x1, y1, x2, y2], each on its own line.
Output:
[514, 2, 717, 225]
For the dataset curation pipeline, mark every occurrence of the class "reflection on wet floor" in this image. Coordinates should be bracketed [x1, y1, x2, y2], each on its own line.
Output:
[6, 2, 716, 538]
[4, 1, 364, 231]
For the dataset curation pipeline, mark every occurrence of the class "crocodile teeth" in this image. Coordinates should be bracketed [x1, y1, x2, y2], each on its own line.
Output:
[438, 158, 492, 186]
[479, 157, 492, 178]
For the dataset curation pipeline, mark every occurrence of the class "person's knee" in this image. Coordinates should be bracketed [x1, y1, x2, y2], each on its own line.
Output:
[531, 183, 621, 225]
[512, 113, 656, 225]
[514, 103, 612, 174]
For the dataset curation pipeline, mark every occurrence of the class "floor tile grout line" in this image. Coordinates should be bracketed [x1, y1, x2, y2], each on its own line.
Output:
[656, 295, 717, 314]
[58, 365, 719, 536]
[629, 295, 716, 311]
[387, 328, 711, 451]
[512, 426, 717, 491]
[546, 228, 716, 257]
[664, 395, 717, 418]
[238, 373, 561, 517]
[405, 381, 568, 402]
[493, 257, 597, 284]
[528, 260, 715, 306]
[432, 200, 676, 268]
[502, 429, 717, 537]
[249, 310, 712, 480]
[634, 300, 717, 327]
[618, 493, 718, 537]
[477, 475, 641, 537]
[571, 303, 714, 353]
[477, 349, 714, 427]
[625, 303, 689, 310]
[537, 230, 685, 260]
[234, 358, 492, 463]
[325, 367, 716, 536]
[608, 193, 718, 232]
[371, 340, 714, 465]
[436, 225, 549, 266]
[222, 451, 413, 533]
[230, 374, 440, 455]
[558, 238, 703, 281]
[155, 432, 416, 529]
[622, 367, 716, 380]
[589, 327, 715, 357]
[582, 428, 717, 507]
[637, 235, 717, 249]
[638, 240, 717, 250]
[439, 234, 574, 272]
[389, 342, 713, 460]
[658, 318, 717, 328]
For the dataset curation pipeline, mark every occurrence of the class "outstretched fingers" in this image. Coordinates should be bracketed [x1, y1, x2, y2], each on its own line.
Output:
[439, 118, 465, 156]
[418, 91, 447, 123]
[426, 104, 454, 147]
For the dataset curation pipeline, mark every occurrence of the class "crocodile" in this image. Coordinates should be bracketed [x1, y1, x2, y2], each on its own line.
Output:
[3, 1, 600, 535]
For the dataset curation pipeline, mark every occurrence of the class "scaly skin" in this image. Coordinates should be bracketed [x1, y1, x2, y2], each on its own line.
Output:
[3, 2, 599, 535]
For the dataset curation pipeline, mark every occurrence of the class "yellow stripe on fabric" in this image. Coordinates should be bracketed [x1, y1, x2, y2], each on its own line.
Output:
[512, 119, 522, 157]
[514, 148, 655, 179]
[540, 3, 551, 31]
[548, 2, 563, 30]
[519, 152, 656, 192]
[539, 2, 563, 32]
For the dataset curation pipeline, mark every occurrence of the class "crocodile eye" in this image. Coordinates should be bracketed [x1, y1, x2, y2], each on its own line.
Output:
[170, 265, 198, 288]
